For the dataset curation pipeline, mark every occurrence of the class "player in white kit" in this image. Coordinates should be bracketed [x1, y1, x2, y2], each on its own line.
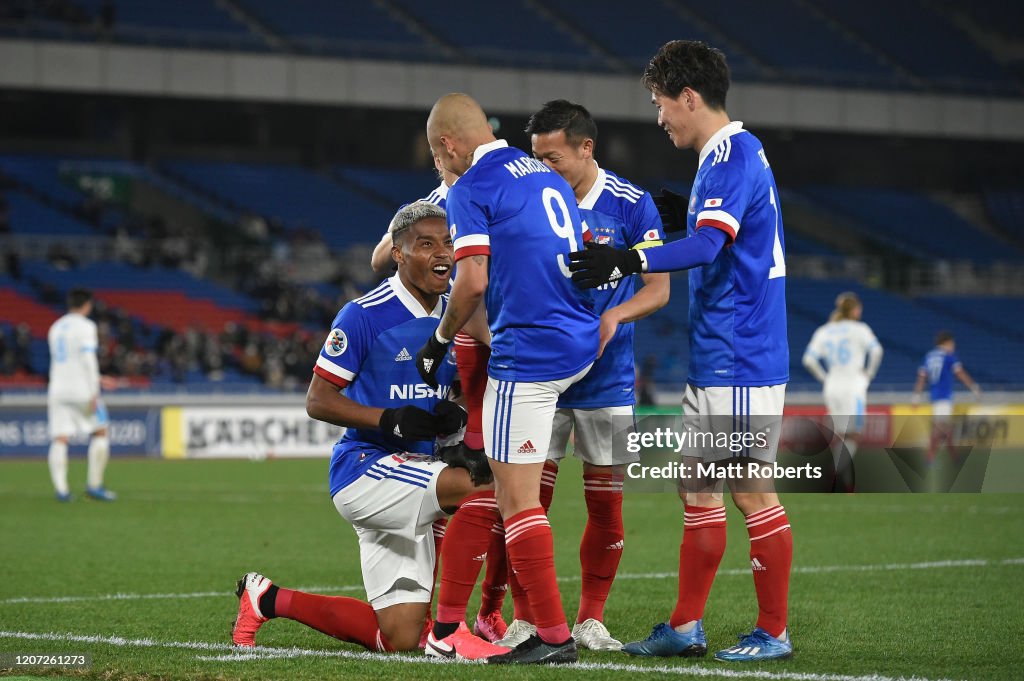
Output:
[802, 292, 883, 464]
[47, 288, 115, 502]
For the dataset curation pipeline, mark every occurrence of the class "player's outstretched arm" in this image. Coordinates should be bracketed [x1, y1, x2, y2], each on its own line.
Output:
[912, 369, 927, 404]
[416, 255, 488, 387]
[954, 365, 982, 397]
[306, 373, 385, 429]
[597, 272, 669, 356]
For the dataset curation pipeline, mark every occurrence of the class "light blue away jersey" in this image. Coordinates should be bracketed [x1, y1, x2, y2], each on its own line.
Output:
[448, 140, 599, 383]
[313, 275, 457, 495]
[685, 121, 789, 387]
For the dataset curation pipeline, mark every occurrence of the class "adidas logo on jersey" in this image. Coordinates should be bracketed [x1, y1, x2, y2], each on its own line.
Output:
[751, 557, 767, 571]
[605, 540, 624, 550]
[473, 552, 488, 561]
[395, 347, 412, 362]
[517, 440, 537, 454]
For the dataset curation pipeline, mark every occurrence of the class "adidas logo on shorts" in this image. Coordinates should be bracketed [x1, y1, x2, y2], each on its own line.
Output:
[517, 440, 537, 454]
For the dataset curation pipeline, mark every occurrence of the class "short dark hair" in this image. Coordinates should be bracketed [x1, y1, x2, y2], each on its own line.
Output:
[935, 330, 955, 345]
[390, 201, 447, 248]
[524, 99, 598, 148]
[67, 287, 93, 310]
[642, 40, 730, 110]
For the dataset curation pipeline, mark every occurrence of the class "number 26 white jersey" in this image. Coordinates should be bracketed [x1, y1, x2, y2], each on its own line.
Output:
[805, 320, 880, 388]
[48, 312, 100, 402]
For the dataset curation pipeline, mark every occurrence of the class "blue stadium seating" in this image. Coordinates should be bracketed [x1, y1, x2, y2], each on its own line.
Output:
[3, 192, 95, 236]
[74, 0, 264, 50]
[237, 0, 433, 60]
[333, 165, 440, 208]
[820, 0, 1017, 93]
[388, 0, 604, 70]
[162, 160, 394, 250]
[800, 186, 1022, 263]
[984, 190, 1024, 242]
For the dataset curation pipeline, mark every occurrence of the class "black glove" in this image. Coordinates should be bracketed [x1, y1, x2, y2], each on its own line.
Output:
[438, 442, 494, 486]
[379, 405, 440, 440]
[434, 400, 468, 436]
[416, 331, 450, 389]
[653, 188, 689, 233]
[567, 241, 643, 289]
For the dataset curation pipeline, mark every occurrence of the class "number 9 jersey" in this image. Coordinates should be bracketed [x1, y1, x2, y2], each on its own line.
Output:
[447, 140, 599, 383]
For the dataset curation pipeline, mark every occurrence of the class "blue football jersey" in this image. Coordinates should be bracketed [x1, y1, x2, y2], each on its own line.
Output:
[558, 166, 664, 408]
[383, 181, 448, 239]
[448, 140, 599, 382]
[683, 121, 788, 387]
[313, 275, 457, 496]
[921, 348, 960, 401]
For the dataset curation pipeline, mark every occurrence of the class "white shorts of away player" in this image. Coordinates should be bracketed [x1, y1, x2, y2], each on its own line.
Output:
[48, 398, 108, 439]
[483, 364, 592, 464]
[333, 453, 447, 610]
[931, 399, 953, 422]
[682, 384, 786, 463]
[823, 379, 867, 436]
[548, 406, 639, 467]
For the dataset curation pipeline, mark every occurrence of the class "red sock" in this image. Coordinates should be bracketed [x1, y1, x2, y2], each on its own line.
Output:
[507, 553, 531, 621]
[478, 521, 508, 615]
[436, 491, 500, 625]
[430, 519, 447, 608]
[504, 508, 569, 644]
[275, 588, 393, 652]
[746, 505, 792, 638]
[455, 334, 489, 451]
[670, 505, 727, 627]
[540, 460, 558, 511]
[577, 472, 624, 623]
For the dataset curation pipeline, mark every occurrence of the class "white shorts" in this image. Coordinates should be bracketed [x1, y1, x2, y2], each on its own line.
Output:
[483, 365, 592, 464]
[48, 398, 108, 439]
[931, 399, 953, 421]
[332, 454, 447, 610]
[548, 406, 638, 467]
[682, 384, 786, 463]
[823, 385, 867, 435]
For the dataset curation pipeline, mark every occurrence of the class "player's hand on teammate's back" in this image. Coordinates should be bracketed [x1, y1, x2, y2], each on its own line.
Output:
[433, 400, 468, 436]
[568, 242, 643, 289]
[653, 188, 690, 233]
[415, 331, 450, 389]
[379, 405, 443, 440]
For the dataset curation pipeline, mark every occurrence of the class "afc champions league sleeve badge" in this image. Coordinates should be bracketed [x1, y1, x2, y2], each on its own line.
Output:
[324, 328, 348, 357]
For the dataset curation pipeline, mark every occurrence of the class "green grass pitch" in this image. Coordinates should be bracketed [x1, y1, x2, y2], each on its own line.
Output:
[1, 455, 1022, 680]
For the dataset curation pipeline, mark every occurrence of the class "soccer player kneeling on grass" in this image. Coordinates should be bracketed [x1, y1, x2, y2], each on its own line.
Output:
[231, 202, 508, 659]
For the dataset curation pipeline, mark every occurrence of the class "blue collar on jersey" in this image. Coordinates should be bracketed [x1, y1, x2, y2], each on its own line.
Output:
[698, 120, 745, 168]
[388, 273, 445, 319]
[471, 139, 509, 166]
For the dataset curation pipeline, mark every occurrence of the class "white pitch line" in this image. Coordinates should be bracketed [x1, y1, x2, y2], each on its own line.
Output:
[3, 558, 1021, 606]
[0, 629, 959, 681]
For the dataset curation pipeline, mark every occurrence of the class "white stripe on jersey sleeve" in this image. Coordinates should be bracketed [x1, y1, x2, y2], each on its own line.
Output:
[696, 209, 740, 234]
[453, 234, 490, 251]
[315, 355, 356, 382]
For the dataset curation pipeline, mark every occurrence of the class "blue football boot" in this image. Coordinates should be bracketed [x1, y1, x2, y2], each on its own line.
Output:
[714, 627, 792, 661]
[622, 621, 706, 657]
[86, 487, 117, 501]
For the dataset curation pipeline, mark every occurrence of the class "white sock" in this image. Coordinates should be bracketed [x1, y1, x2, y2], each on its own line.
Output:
[87, 435, 110, 490]
[48, 440, 69, 496]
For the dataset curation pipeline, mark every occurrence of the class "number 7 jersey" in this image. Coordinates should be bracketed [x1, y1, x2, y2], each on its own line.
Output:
[447, 139, 599, 383]
[687, 121, 788, 388]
